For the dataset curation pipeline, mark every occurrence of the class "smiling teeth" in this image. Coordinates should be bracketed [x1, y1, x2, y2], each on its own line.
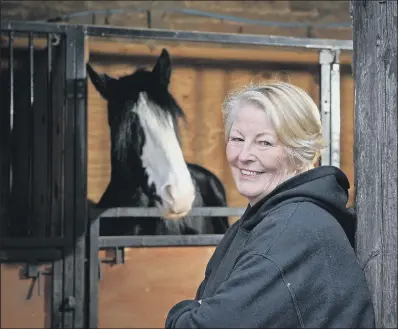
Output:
[241, 169, 262, 176]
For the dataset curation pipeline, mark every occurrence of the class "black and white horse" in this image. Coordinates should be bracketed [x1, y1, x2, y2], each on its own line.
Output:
[87, 49, 229, 236]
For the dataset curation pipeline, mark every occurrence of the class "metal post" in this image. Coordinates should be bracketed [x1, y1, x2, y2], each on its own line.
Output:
[330, 51, 341, 168]
[73, 25, 88, 329]
[319, 49, 341, 168]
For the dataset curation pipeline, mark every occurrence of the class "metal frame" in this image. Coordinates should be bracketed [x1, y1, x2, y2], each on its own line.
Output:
[319, 49, 341, 167]
[1, 20, 352, 328]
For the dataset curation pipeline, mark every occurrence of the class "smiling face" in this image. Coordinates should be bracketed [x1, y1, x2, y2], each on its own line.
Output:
[226, 104, 296, 205]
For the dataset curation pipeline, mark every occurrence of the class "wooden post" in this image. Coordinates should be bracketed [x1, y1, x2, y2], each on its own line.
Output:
[351, 1, 397, 328]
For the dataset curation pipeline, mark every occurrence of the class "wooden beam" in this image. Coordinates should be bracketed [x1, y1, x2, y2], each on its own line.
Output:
[352, 1, 397, 328]
[1, 35, 353, 65]
[87, 38, 353, 65]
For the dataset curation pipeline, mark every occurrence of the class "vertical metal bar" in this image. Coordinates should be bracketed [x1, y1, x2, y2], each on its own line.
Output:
[73, 25, 88, 329]
[1, 32, 13, 236]
[50, 33, 65, 239]
[50, 32, 66, 329]
[63, 26, 77, 329]
[88, 218, 100, 328]
[330, 51, 341, 168]
[319, 49, 333, 166]
[46, 33, 53, 237]
[52, 258, 64, 328]
[28, 32, 34, 236]
[8, 31, 14, 193]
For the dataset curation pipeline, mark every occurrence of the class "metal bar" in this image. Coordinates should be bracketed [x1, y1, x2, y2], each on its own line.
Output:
[319, 49, 334, 166]
[73, 25, 87, 329]
[28, 32, 34, 236]
[8, 31, 14, 197]
[0, 237, 67, 248]
[62, 25, 77, 329]
[46, 33, 53, 237]
[52, 258, 64, 329]
[1, 21, 70, 34]
[88, 218, 100, 329]
[330, 51, 341, 168]
[0, 248, 62, 262]
[84, 24, 353, 50]
[0, 32, 12, 237]
[51, 33, 66, 238]
[30, 33, 50, 240]
[92, 206, 246, 219]
[99, 234, 224, 248]
[1, 20, 353, 51]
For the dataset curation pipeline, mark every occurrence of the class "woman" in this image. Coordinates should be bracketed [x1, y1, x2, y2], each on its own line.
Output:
[165, 82, 375, 328]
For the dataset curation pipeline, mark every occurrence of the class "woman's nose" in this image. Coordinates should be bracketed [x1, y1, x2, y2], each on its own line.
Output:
[238, 143, 255, 162]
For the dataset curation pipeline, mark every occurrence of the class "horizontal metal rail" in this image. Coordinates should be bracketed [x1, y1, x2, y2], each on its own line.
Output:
[1, 20, 353, 51]
[99, 234, 224, 248]
[84, 25, 353, 50]
[1, 21, 70, 34]
[91, 206, 246, 219]
[91, 206, 244, 248]
[0, 248, 62, 262]
[0, 237, 68, 249]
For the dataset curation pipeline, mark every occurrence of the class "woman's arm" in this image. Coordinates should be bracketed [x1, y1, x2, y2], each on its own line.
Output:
[165, 251, 300, 328]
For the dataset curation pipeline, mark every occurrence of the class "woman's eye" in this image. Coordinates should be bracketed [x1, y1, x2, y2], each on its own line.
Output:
[259, 141, 271, 147]
[231, 137, 244, 142]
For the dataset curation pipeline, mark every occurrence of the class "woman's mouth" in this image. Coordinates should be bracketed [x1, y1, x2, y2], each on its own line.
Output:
[240, 169, 264, 176]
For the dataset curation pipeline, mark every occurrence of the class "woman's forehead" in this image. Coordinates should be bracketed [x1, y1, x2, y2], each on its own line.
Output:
[232, 105, 276, 134]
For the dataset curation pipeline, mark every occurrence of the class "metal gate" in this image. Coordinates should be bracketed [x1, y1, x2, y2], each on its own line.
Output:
[0, 20, 352, 328]
[0, 22, 87, 328]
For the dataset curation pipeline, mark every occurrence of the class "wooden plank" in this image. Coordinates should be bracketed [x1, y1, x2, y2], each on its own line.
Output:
[351, 1, 397, 328]
[340, 73, 355, 207]
[98, 247, 214, 328]
[169, 66, 198, 163]
[87, 39, 353, 65]
[0, 264, 50, 328]
[87, 69, 110, 203]
[196, 68, 226, 187]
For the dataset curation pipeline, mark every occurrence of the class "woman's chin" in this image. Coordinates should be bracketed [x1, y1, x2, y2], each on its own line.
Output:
[236, 186, 262, 201]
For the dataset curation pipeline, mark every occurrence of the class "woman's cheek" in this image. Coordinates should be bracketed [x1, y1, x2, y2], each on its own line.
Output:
[226, 144, 237, 164]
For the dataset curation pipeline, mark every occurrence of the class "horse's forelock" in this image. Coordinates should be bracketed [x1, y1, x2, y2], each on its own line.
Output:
[113, 91, 184, 163]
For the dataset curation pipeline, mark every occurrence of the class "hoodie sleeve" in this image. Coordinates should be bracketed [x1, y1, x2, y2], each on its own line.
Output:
[165, 251, 300, 328]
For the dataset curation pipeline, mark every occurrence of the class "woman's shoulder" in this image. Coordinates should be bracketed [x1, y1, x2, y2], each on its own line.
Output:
[246, 201, 355, 259]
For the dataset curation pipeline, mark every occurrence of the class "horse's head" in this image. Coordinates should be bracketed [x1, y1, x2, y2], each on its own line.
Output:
[87, 49, 195, 220]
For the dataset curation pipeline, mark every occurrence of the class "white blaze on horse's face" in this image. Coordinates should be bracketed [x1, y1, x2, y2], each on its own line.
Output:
[134, 92, 195, 219]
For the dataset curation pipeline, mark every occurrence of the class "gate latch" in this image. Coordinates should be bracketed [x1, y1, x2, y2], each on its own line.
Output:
[100, 247, 125, 266]
[20, 264, 52, 300]
[98, 247, 125, 280]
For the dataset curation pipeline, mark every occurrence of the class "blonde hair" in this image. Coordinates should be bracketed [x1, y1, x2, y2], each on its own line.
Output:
[222, 81, 326, 172]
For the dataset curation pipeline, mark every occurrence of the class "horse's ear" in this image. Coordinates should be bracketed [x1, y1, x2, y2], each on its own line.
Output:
[152, 48, 171, 88]
[86, 63, 114, 100]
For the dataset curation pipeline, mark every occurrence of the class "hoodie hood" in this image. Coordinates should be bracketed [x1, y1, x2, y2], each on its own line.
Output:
[240, 166, 357, 249]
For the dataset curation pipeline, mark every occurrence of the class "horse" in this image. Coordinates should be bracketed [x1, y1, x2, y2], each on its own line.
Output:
[87, 48, 229, 237]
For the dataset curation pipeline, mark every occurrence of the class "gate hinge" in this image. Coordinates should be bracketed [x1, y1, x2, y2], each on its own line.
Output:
[76, 78, 86, 100]
[66, 78, 86, 100]
[20, 264, 52, 299]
